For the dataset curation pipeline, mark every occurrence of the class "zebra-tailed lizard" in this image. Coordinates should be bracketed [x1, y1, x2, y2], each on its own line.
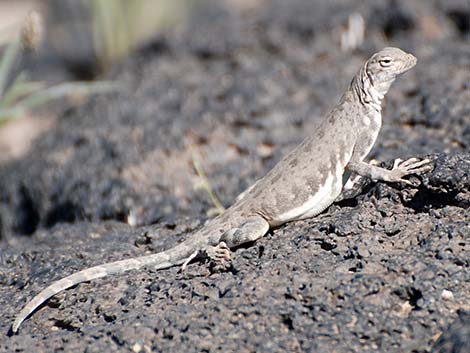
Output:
[12, 47, 432, 333]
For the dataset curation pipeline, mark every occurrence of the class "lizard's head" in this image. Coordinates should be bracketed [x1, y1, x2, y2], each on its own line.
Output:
[365, 47, 417, 95]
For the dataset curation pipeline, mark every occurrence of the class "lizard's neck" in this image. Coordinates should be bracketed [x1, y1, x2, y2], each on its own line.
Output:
[351, 64, 389, 113]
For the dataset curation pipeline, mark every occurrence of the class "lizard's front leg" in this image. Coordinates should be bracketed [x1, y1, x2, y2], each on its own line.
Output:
[346, 157, 433, 185]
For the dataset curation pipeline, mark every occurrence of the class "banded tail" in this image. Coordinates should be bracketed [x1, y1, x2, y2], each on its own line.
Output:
[12, 241, 196, 333]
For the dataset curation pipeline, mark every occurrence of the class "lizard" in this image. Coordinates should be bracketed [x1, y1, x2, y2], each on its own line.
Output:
[11, 47, 433, 333]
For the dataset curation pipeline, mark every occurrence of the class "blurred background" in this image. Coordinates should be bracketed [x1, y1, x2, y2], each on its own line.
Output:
[0, 0, 193, 160]
[0, 0, 190, 78]
[1, 0, 467, 79]
[0, 0, 468, 163]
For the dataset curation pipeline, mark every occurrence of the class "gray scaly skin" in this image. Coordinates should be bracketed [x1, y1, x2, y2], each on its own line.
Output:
[12, 47, 432, 333]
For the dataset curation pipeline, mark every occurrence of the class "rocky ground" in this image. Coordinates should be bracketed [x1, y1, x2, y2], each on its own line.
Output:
[0, 0, 469, 352]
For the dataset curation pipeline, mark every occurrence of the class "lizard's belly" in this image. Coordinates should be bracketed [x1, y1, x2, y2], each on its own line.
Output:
[271, 164, 344, 225]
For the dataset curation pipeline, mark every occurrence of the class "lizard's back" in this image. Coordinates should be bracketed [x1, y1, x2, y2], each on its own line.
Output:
[236, 91, 361, 225]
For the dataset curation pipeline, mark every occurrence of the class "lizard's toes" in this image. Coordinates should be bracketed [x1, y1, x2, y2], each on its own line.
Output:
[398, 157, 420, 167]
[397, 178, 413, 186]
[390, 158, 433, 186]
[393, 158, 403, 169]
[405, 158, 432, 169]
[212, 242, 231, 260]
[404, 160, 434, 174]
[410, 164, 434, 174]
[181, 250, 200, 272]
[205, 242, 232, 271]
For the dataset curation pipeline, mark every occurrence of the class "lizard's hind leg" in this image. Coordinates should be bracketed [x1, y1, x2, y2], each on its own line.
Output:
[221, 216, 270, 248]
[182, 216, 269, 271]
[205, 216, 269, 270]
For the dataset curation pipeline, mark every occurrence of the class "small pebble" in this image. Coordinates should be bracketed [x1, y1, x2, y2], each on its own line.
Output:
[441, 289, 454, 301]
[132, 343, 142, 353]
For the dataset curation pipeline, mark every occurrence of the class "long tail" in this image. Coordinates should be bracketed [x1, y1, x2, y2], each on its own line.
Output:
[12, 241, 197, 333]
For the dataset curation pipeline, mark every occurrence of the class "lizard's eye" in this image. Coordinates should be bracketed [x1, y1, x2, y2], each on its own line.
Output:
[379, 58, 392, 67]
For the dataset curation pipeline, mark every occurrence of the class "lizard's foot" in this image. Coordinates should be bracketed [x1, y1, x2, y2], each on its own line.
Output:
[205, 241, 232, 272]
[389, 158, 433, 185]
[181, 249, 200, 272]
[180, 242, 232, 272]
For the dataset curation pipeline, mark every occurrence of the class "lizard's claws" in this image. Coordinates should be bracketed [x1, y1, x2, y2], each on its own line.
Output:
[180, 242, 232, 272]
[205, 242, 232, 272]
[389, 157, 433, 185]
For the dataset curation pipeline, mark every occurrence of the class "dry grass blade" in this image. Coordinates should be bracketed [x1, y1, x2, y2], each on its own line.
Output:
[0, 72, 44, 109]
[191, 149, 225, 216]
[13, 81, 122, 109]
[0, 80, 122, 122]
[0, 41, 19, 98]
[88, 0, 190, 70]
